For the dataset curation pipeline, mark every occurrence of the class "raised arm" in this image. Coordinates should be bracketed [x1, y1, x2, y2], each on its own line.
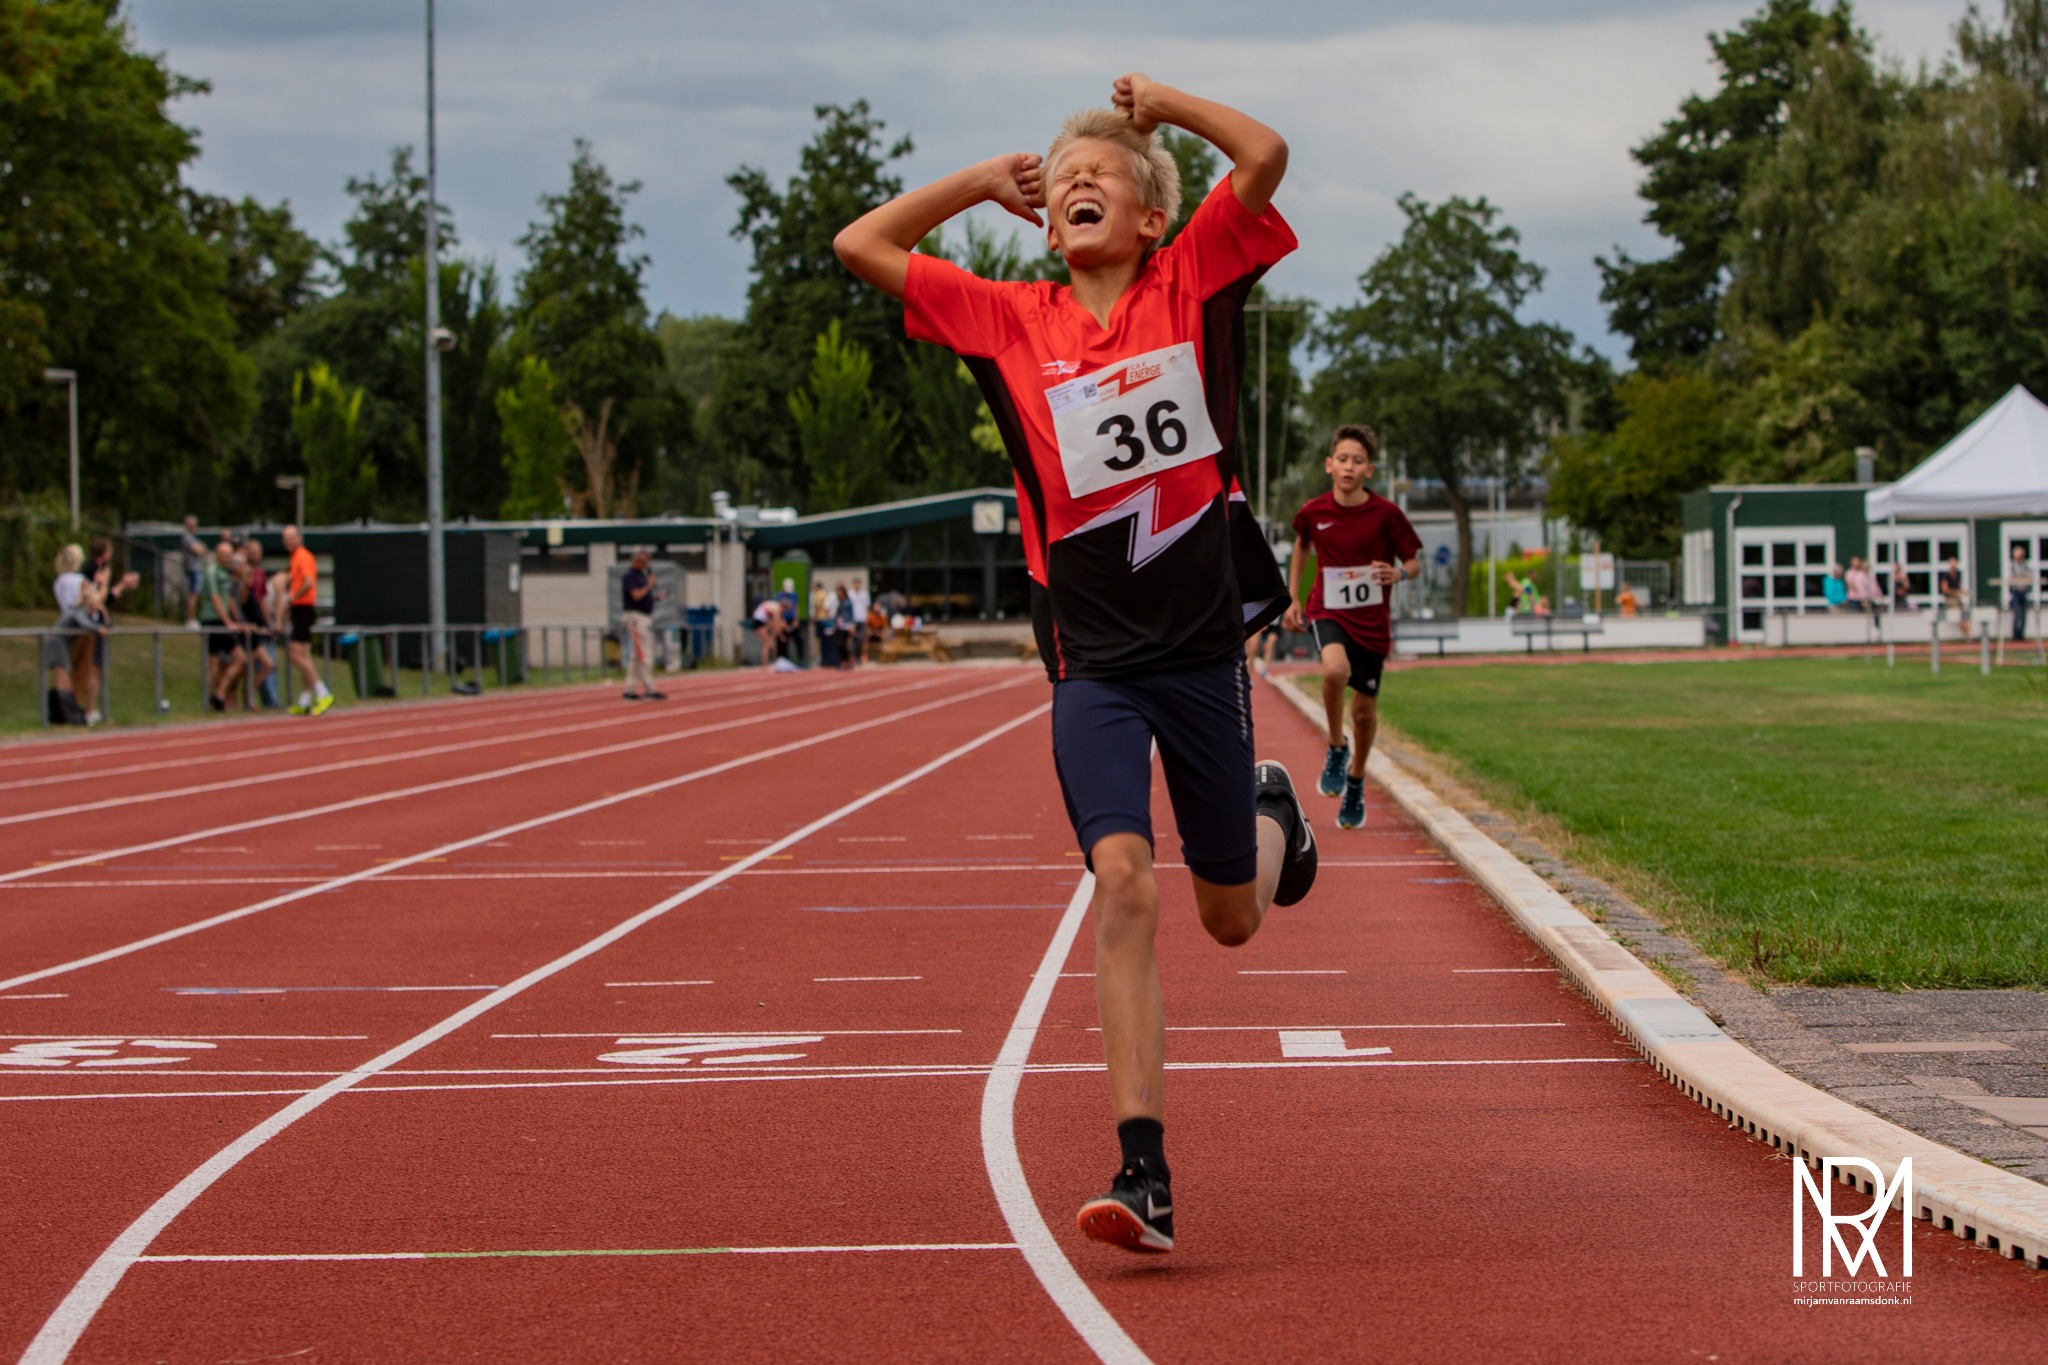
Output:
[834, 156, 1044, 299]
[1113, 74, 1288, 215]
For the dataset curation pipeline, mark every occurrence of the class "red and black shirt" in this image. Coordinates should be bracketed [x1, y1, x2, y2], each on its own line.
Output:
[904, 177, 1297, 680]
[1292, 491, 1422, 657]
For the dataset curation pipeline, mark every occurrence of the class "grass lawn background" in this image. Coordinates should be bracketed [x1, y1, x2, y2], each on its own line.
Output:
[1341, 656, 2048, 991]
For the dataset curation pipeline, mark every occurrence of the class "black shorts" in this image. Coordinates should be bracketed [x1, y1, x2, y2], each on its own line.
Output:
[1312, 619, 1386, 697]
[1050, 658, 1257, 886]
[290, 603, 316, 644]
[205, 628, 243, 659]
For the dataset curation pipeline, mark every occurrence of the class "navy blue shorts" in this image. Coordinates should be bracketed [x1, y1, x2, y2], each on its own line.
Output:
[1050, 659, 1257, 886]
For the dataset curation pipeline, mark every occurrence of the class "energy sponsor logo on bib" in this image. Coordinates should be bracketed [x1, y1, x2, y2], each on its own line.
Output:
[1323, 564, 1383, 610]
[1044, 342, 1221, 498]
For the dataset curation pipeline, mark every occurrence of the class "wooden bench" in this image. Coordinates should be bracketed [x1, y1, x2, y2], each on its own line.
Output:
[1511, 615, 1604, 653]
[1393, 619, 1461, 657]
[874, 628, 954, 664]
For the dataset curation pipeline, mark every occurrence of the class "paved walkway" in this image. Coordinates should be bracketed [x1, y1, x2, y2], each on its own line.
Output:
[1374, 732, 2048, 1189]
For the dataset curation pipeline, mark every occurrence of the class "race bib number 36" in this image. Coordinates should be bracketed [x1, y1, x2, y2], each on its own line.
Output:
[1044, 343, 1221, 498]
[1323, 564, 1383, 610]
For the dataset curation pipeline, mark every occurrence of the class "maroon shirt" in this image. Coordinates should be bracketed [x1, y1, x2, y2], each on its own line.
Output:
[1292, 490, 1422, 656]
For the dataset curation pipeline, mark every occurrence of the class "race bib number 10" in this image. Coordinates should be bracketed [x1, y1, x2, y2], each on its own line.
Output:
[1323, 564, 1384, 610]
[1044, 343, 1221, 498]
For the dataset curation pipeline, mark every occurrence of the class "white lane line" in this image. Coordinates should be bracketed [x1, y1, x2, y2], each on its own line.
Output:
[0, 670, 952, 886]
[17, 692, 1052, 1365]
[0, 863, 1089, 889]
[0, 682, 670, 795]
[165, 986, 498, 996]
[1453, 968, 1555, 974]
[1238, 969, 1346, 976]
[136, 1243, 1018, 1263]
[0, 680, 1005, 996]
[491, 1029, 963, 1038]
[0, 1057, 1646, 1105]
[0, 671, 897, 830]
[602, 981, 712, 988]
[813, 976, 922, 982]
[0, 1033, 367, 1041]
[1149, 1022, 1565, 1032]
[3, 994, 67, 1000]
[981, 873, 1148, 1365]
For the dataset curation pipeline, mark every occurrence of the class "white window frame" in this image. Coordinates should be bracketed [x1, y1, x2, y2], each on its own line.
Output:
[1733, 525, 1837, 641]
[1682, 528, 1715, 606]
[1870, 522, 1970, 611]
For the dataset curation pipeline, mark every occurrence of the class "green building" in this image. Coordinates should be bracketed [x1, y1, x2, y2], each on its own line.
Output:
[1681, 484, 2034, 642]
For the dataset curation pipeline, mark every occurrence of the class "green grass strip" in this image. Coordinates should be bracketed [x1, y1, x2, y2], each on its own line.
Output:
[1348, 656, 2048, 990]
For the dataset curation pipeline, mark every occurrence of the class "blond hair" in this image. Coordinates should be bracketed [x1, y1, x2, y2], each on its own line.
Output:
[1046, 108, 1182, 227]
[55, 544, 83, 574]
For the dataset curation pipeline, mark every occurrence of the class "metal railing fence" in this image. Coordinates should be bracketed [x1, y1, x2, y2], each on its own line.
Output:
[4, 622, 633, 729]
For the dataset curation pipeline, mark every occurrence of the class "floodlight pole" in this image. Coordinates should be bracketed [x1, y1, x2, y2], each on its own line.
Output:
[422, 0, 448, 676]
[275, 474, 305, 527]
[1244, 301, 1304, 526]
[44, 369, 78, 526]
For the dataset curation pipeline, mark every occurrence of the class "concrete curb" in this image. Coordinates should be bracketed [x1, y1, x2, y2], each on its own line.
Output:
[1270, 674, 2048, 1272]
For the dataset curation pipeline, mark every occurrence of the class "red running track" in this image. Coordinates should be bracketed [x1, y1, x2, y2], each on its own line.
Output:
[0, 665, 2041, 1362]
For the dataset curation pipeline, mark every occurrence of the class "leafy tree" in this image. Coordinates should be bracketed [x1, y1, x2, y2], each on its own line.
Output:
[1597, 1, 1854, 369]
[1547, 370, 1732, 559]
[514, 140, 670, 517]
[788, 321, 896, 512]
[185, 192, 324, 348]
[495, 356, 572, 519]
[1313, 194, 1587, 612]
[238, 149, 506, 522]
[717, 102, 915, 502]
[0, 0, 250, 518]
[650, 312, 733, 512]
[292, 363, 374, 523]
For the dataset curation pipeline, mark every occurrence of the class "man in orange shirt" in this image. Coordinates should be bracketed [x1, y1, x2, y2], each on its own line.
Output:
[281, 525, 334, 716]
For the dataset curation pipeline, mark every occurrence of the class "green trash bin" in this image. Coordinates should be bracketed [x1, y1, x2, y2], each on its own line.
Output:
[482, 628, 526, 686]
[341, 631, 394, 699]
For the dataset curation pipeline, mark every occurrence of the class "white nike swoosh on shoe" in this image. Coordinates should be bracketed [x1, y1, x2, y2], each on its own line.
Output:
[1148, 1199, 1172, 1219]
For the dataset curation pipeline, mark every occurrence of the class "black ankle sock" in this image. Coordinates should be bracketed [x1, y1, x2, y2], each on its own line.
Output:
[1257, 791, 1300, 848]
[1117, 1117, 1168, 1180]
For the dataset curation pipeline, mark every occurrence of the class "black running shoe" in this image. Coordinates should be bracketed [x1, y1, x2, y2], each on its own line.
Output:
[1318, 743, 1349, 797]
[1337, 775, 1367, 830]
[1255, 760, 1318, 907]
[1077, 1167, 1174, 1253]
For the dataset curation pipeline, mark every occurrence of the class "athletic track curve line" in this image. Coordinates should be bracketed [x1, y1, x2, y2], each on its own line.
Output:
[0, 671, 957, 884]
[0, 672, 1030, 994]
[16, 693, 1054, 1365]
[981, 871, 1151, 1365]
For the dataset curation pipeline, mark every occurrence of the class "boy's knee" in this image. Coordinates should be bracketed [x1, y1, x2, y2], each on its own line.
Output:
[1320, 651, 1352, 687]
[1192, 880, 1258, 947]
[1089, 835, 1156, 924]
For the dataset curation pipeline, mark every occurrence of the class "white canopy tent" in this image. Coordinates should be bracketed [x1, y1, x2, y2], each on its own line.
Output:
[1866, 384, 2048, 521]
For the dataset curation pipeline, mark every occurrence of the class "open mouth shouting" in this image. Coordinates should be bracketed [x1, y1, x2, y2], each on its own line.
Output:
[1065, 198, 1106, 227]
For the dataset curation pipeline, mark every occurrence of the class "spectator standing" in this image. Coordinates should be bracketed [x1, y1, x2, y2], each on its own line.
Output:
[620, 550, 664, 701]
[200, 541, 247, 711]
[180, 515, 206, 629]
[1938, 555, 1973, 640]
[847, 579, 872, 665]
[1844, 557, 1875, 612]
[43, 544, 91, 724]
[280, 526, 333, 715]
[80, 537, 136, 720]
[2009, 544, 2037, 643]
[1823, 563, 1848, 611]
[242, 539, 279, 708]
[816, 582, 843, 670]
[1615, 582, 1641, 617]
[832, 581, 857, 669]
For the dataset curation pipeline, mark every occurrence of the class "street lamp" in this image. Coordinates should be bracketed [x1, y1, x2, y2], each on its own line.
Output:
[275, 474, 306, 527]
[422, 0, 448, 674]
[43, 368, 78, 526]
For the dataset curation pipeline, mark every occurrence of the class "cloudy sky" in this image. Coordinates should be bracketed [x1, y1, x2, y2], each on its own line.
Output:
[129, 0, 1969, 358]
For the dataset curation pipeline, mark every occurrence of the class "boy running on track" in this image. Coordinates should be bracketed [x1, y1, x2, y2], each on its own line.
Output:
[836, 72, 1317, 1255]
[1282, 424, 1421, 829]
[280, 526, 333, 715]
